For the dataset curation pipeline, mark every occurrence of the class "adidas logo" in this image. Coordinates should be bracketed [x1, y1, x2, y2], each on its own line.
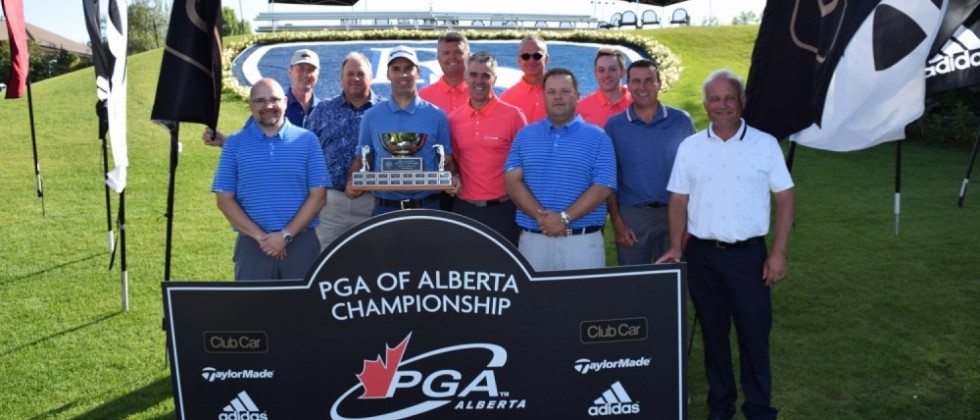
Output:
[218, 391, 268, 420]
[925, 25, 980, 78]
[587, 381, 640, 416]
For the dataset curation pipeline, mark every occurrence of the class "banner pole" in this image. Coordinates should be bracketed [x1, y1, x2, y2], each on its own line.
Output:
[958, 126, 979, 208]
[164, 122, 180, 281]
[119, 190, 128, 311]
[895, 142, 902, 236]
[26, 80, 45, 215]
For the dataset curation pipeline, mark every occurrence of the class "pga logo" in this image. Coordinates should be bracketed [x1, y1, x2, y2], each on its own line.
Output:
[330, 333, 525, 419]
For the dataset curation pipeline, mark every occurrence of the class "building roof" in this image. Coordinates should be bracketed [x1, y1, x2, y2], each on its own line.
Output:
[0, 19, 92, 57]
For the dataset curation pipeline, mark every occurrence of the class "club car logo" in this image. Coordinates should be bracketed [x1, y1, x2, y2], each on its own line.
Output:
[218, 390, 267, 420]
[204, 331, 268, 354]
[202, 367, 275, 382]
[580, 318, 647, 343]
[330, 333, 526, 419]
[588, 381, 640, 416]
[573, 357, 651, 374]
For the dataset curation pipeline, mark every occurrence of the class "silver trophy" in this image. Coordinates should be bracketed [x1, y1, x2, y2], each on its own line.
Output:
[349, 132, 452, 191]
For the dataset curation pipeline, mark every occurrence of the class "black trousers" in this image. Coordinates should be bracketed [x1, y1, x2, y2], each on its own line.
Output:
[686, 237, 777, 420]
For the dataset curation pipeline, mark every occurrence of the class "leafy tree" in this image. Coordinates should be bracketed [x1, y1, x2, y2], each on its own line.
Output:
[701, 16, 720, 26]
[732, 11, 760, 25]
[221, 7, 252, 36]
[128, 0, 169, 54]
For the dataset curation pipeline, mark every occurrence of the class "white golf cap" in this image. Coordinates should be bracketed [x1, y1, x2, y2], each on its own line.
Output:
[290, 49, 320, 68]
[387, 45, 419, 66]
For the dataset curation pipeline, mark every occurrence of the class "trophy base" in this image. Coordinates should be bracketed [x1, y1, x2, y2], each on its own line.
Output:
[351, 171, 454, 191]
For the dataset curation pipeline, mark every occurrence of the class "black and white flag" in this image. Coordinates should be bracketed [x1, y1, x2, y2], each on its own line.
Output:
[746, 0, 949, 151]
[83, 0, 128, 192]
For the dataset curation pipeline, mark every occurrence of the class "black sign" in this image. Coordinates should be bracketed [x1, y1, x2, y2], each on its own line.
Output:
[162, 210, 687, 419]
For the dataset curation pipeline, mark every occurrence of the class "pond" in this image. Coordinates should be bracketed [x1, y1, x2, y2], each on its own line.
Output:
[232, 40, 648, 99]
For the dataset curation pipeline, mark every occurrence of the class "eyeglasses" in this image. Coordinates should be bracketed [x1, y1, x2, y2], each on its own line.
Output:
[520, 52, 545, 61]
[250, 97, 284, 106]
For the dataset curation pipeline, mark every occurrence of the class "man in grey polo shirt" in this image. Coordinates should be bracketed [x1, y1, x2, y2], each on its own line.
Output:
[605, 59, 695, 265]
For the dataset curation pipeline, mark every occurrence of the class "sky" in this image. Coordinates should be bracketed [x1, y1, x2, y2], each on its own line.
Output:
[16, 0, 765, 45]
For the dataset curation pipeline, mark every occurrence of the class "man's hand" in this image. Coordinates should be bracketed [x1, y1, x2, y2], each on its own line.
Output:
[535, 209, 568, 237]
[447, 174, 462, 196]
[655, 247, 682, 264]
[203, 127, 227, 147]
[612, 219, 638, 247]
[257, 233, 288, 260]
[762, 251, 786, 286]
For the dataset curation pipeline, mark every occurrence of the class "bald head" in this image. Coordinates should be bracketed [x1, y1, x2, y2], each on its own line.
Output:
[249, 78, 288, 132]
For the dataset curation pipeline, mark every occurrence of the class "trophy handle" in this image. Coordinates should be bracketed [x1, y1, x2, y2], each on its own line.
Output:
[360, 145, 371, 172]
[433, 144, 446, 172]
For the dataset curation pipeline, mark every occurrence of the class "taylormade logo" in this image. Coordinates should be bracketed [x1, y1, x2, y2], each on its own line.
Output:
[573, 357, 651, 374]
[588, 381, 640, 416]
[926, 25, 980, 78]
[201, 367, 275, 382]
[218, 390, 267, 420]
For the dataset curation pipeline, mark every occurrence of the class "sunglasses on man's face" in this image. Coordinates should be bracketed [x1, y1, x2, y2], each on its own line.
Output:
[520, 52, 545, 61]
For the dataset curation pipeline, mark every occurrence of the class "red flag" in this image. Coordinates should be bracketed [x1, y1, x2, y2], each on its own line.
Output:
[1, 0, 28, 99]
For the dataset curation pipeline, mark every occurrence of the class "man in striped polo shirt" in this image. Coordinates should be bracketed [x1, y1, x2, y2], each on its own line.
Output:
[504, 68, 617, 271]
[212, 78, 328, 280]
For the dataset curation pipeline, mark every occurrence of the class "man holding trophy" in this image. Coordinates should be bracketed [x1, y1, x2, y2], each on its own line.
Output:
[346, 45, 460, 215]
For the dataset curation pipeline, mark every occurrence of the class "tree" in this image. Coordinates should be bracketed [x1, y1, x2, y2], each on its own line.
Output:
[701, 16, 720, 26]
[128, 0, 169, 54]
[221, 7, 252, 36]
[732, 10, 760, 25]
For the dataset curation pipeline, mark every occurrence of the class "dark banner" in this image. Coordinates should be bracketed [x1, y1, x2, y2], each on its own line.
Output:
[150, 0, 222, 127]
[162, 211, 687, 419]
[926, 4, 980, 94]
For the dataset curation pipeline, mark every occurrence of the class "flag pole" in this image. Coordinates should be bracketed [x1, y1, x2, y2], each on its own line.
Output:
[119, 190, 128, 311]
[164, 121, 180, 281]
[26, 79, 45, 215]
[96, 100, 115, 257]
[958, 126, 979, 208]
[894, 141, 902, 236]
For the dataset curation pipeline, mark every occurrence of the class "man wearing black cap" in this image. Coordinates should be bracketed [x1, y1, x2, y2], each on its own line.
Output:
[347, 45, 460, 215]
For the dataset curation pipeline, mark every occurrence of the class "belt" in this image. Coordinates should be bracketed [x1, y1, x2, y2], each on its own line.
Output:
[644, 202, 667, 208]
[691, 235, 764, 249]
[461, 196, 511, 207]
[374, 195, 440, 210]
[522, 225, 603, 236]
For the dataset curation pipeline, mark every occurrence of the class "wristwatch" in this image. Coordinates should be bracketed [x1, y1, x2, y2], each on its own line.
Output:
[560, 211, 572, 225]
[281, 229, 293, 244]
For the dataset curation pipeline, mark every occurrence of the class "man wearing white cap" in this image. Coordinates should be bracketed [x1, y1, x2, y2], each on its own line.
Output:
[348, 45, 461, 215]
[204, 48, 322, 146]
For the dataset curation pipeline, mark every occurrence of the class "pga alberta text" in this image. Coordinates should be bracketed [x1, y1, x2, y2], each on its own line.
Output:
[319, 270, 519, 320]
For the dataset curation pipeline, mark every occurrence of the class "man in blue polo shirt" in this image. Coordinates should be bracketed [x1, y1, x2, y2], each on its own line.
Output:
[212, 78, 328, 280]
[504, 68, 616, 271]
[347, 45, 460, 215]
[605, 59, 695, 265]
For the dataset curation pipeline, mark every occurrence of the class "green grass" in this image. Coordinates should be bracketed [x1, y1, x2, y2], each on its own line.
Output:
[2, 25, 979, 419]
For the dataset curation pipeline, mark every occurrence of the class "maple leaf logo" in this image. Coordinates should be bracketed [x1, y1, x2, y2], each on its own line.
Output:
[357, 333, 412, 399]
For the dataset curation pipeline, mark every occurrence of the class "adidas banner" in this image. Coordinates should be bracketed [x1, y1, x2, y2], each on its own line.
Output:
[162, 211, 688, 419]
[926, 4, 980, 94]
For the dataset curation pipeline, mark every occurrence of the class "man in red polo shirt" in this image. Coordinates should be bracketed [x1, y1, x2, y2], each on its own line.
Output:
[500, 34, 549, 123]
[577, 47, 632, 128]
[419, 31, 470, 114]
[449, 51, 528, 245]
